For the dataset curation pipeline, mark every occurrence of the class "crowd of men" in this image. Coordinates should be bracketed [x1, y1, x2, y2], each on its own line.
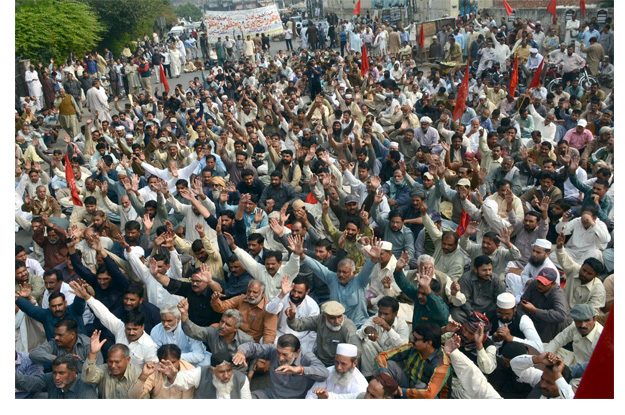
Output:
[15, 8, 614, 400]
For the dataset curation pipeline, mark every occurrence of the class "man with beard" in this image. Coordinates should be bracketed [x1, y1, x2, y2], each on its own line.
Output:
[306, 343, 368, 398]
[219, 150, 258, 187]
[357, 296, 410, 378]
[450, 256, 506, 324]
[32, 214, 69, 270]
[266, 275, 320, 353]
[286, 301, 361, 367]
[268, 149, 302, 192]
[259, 171, 297, 213]
[322, 372, 400, 399]
[159, 350, 251, 398]
[15, 281, 87, 340]
[15, 355, 97, 399]
[232, 334, 329, 399]
[178, 299, 254, 373]
[375, 322, 451, 399]
[506, 209, 548, 269]
[506, 239, 558, 303]
[128, 344, 196, 399]
[149, 305, 210, 368]
[71, 281, 158, 368]
[112, 284, 161, 336]
[91, 210, 123, 241]
[544, 304, 603, 368]
[29, 319, 101, 373]
[518, 268, 572, 343]
[510, 352, 574, 398]
[490, 293, 544, 353]
[393, 252, 450, 328]
[82, 335, 142, 398]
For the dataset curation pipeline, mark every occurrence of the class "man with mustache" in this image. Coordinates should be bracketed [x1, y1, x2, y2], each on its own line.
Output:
[15, 355, 97, 399]
[159, 350, 251, 398]
[490, 293, 544, 353]
[232, 334, 329, 399]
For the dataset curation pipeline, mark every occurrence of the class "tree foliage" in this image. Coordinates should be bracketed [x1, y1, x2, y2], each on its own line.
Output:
[15, 0, 103, 63]
[82, 0, 177, 53]
[175, 2, 204, 22]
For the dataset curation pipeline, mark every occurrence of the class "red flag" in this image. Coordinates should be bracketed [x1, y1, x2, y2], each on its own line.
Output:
[361, 44, 369, 76]
[353, 0, 361, 15]
[547, 0, 557, 20]
[580, 0, 586, 17]
[528, 57, 544, 89]
[509, 54, 519, 96]
[503, 0, 514, 16]
[452, 58, 471, 122]
[304, 193, 318, 204]
[159, 63, 169, 94]
[456, 210, 471, 236]
[575, 305, 614, 398]
[418, 24, 425, 48]
[64, 154, 83, 207]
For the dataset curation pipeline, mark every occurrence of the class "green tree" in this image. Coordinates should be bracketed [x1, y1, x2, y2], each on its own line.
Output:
[175, 2, 204, 22]
[82, 0, 177, 53]
[15, 0, 103, 63]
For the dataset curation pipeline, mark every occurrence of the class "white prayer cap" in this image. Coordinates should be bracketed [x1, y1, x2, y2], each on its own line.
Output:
[345, 93, 353, 99]
[124, 246, 145, 260]
[336, 343, 358, 357]
[533, 239, 552, 251]
[479, 94, 487, 99]
[483, 199, 498, 212]
[115, 125, 125, 131]
[420, 116, 432, 123]
[497, 293, 516, 309]
[380, 241, 393, 251]
[529, 48, 538, 54]
[389, 142, 399, 149]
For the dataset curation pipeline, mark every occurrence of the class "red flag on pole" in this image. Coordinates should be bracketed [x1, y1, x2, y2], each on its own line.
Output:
[503, 0, 514, 16]
[547, 0, 557, 20]
[360, 44, 369, 76]
[580, 0, 586, 17]
[159, 63, 169, 94]
[418, 24, 425, 48]
[452, 58, 471, 122]
[574, 305, 614, 398]
[528, 58, 544, 89]
[509, 54, 519, 96]
[353, 0, 361, 15]
[456, 210, 471, 236]
[64, 154, 83, 207]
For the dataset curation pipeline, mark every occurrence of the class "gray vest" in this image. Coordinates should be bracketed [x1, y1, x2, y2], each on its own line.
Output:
[193, 366, 246, 399]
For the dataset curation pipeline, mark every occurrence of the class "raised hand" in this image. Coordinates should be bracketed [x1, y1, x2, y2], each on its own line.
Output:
[373, 189, 384, 205]
[443, 320, 462, 334]
[287, 234, 305, 256]
[338, 230, 348, 249]
[395, 251, 410, 271]
[142, 214, 154, 232]
[450, 281, 461, 296]
[321, 196, 330, 214]
[556, 231, 566, 249]
[280, 275, 292, 297]
[17, 282, 33, 299]
[255, 208, 266, 225]
[223, 232, 236, 250]
[285, 300, 297, 320]
[142, 361, 157, 378]
[496, 226, 511, 246]
[195, 222, 206, 238]
[69, 280, 91, 300]
[156, 359, 178, 383]
[362, 237, 383, 262]
[198, 263, 213, 284]
[177, 298, 189, 321]
[444, 334, 462, 357]
[89, 330, 107, 355]
[465, 220, 480, 237]
[232, 350, 248, 366]
[359, 207, 370, 224]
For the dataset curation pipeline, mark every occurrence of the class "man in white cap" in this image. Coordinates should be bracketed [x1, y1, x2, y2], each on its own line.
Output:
[506, 238, 558, 303]
[364, 241, 402, 314]
[306, 343, 368, 398]
[490, 292, 543, 353]
[285, 301, 361, 367]
[414, 116, 442, 154]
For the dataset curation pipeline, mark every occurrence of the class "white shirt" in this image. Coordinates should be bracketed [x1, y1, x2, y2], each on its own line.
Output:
[25, 258, 44, 278]
[555, 217, 610, 263]
[449, 350, 502, 399]
[42, 282, 75, 309]
[558, 166, 587, 200]
[510, 355, 574, 399]
[163, 367, 252, 399]
[150, 322, 210, 366]
[127, 251, 184, 309]
[305, 366, 368, 399]
[491, 315, 544, 353]
[356, 315, 409, 350]
[86, 296, 158, 367]
[265, 294, 319, 352]
[520, 257, 559, 287]
[366, 255, 400, 306]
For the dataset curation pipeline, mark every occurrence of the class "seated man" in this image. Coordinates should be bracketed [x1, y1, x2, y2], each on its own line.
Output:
[15, 355, 97, 399]
[420, 205, 465, 280]
[265, 275, 319, 352]
[490, 293, 544, 353]
[71, 281, 158, 368]
[375, 322, 452, 399]
[357, 297, 410, 378]
[177, 299, 254, 373]
[305, 343, 368, 398]
[232, 334, 329, 399]
[450, 256, 506, 324]
[29, 319, 102, 373]
[149, 304, 211, 367]
[160, 350, 252, 399]
[82, 334, 142, 399]
[393, 251, 450, 328]
[544, 304, 603, 368]
[518, 268, 572, 343]
[552, 206, 610, 266]
[459, 223, 521, 278]
[510, 352, 574, 399]
[314, 372, 400, 399]
[128, 344, 196, 399]
[286, 301, 361, 367]
[506, 239, 558, 303]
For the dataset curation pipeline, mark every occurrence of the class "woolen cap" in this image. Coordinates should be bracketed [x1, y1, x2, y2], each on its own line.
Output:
[570, 304, 596, 321]
[321, 301, 345, 316]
